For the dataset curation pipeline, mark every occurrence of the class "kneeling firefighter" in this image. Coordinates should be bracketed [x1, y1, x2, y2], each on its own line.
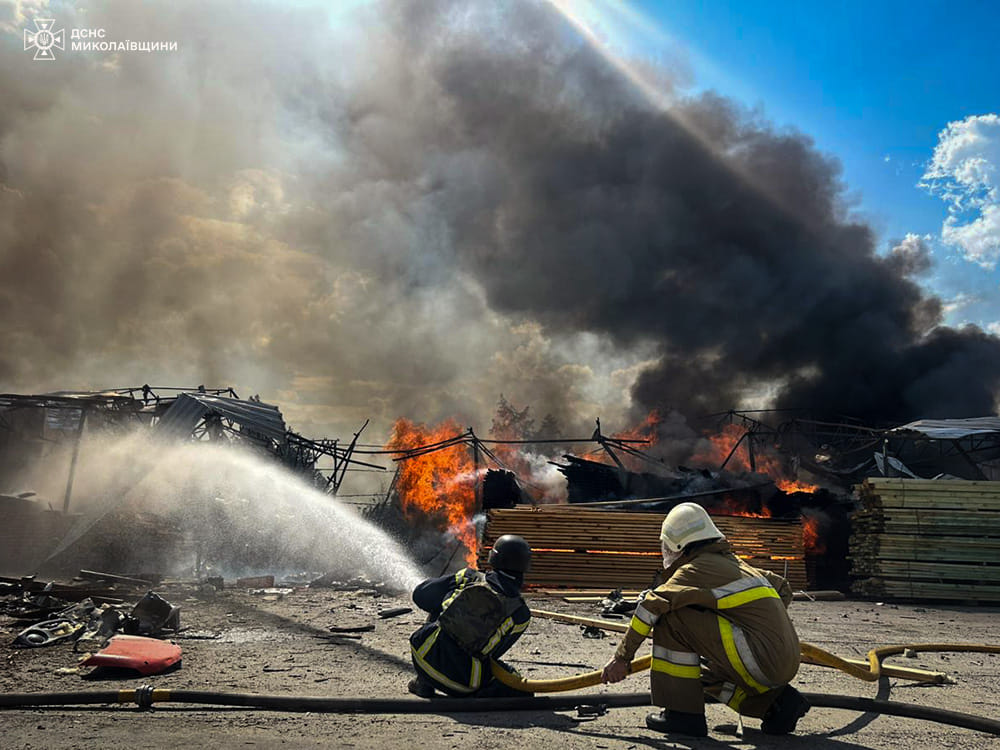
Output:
[408, 534, 532, 698]
[601, 502, 810, 737]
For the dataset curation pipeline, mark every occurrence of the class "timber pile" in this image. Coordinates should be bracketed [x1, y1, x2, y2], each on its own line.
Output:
[851, 478, 1000, 603]
[480, 506, 807, 590]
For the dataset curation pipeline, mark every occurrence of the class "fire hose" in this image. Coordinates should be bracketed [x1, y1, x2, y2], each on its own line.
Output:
[0, 685, 998, 736]
[1, 611, 998, 736]
[526, 608, 1000, 685]
[479, 608, 1000, 734]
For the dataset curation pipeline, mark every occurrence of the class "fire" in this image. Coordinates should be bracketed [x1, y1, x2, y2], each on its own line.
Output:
[612, 410, 661, 446]
[592, 410, 661, 471]
[719, 496, 771, 518]
[802, 514, 825, 555]
[386, 418, 478, 565]
[692, 424, 818, 493]
[691, 423, 746, 467]
[531, 548, 660, 556]
[777, 478, 820, 493]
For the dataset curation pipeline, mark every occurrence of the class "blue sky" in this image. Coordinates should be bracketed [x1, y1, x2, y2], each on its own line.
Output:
[572, 0, 1000, 331]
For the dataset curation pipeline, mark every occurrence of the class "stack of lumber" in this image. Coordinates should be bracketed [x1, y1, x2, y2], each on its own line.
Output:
[480, 506, 807, 590]
[851, 478, 1000, 603]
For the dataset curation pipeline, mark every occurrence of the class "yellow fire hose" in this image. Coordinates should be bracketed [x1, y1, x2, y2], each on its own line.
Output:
[489, 609, 1000, 692]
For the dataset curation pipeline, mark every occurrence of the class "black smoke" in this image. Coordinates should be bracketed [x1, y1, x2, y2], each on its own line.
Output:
[355, 0, 1000, 426]
[0, 0, 997, 444]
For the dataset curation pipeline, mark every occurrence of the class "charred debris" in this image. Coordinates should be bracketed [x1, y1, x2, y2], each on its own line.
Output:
[0, 385, 382, 577]
[2, 386, 1000, 599]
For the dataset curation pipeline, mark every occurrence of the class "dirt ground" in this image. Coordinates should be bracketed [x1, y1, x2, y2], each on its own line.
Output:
[1, 582, 998, 750]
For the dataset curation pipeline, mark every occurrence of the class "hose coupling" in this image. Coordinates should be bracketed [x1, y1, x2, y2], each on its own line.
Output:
[135, 685, 155, 710]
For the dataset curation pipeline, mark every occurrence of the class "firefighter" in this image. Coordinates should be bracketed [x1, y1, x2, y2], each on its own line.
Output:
[408, 535, 532, 698]
[601, 502, 809, 737]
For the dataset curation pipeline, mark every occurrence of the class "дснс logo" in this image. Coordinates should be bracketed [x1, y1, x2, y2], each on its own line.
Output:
[24, 19, 65, 61]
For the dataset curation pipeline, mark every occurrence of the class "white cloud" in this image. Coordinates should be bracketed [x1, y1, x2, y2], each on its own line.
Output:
[941, 292, 977, 316]
[922, 114, 1000, 268]
[988, 321, 1000, 336]
[941, 204, 1000, 269]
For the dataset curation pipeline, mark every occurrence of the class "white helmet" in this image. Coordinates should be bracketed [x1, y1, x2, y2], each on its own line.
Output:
[660, 502, 724, 553]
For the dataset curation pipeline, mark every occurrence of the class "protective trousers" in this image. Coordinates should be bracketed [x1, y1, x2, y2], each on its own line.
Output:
[650, 606, 797, 718]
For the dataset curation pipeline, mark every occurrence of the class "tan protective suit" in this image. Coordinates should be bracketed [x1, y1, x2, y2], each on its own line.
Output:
[615, 539, 800, 718]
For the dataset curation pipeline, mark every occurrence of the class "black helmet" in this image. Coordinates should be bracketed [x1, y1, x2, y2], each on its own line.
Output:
[488, 534, 532, 573]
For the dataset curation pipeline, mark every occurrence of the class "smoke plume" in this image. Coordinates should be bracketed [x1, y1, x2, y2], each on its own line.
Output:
[1, 0, 998, 447]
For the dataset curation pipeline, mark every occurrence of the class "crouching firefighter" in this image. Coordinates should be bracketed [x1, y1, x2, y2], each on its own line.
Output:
[408, 534, 532, 698]
[601, 502, 810, 738]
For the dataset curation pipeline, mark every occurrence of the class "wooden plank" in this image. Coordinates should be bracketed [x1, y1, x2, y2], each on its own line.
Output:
[483, 506, 808, 590]
[855, 560, 1000, 582]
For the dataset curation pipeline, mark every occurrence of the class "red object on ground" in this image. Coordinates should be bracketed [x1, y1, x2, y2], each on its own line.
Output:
[81, 635, 182, 676]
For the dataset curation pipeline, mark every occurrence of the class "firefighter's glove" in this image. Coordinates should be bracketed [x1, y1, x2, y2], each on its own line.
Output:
[601, 656, 629, 684]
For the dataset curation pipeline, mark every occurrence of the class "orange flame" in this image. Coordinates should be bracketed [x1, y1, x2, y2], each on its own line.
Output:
[611, 410, 661, 445]
[591, 411, 661, 471]
[386, 418, 478, 565]
[719, 495, 772, 518]
[802, 515, 825, 555]
[690, 423, 746, 467]
[692, 424, 818, 493]
[777, 478, 820, 493]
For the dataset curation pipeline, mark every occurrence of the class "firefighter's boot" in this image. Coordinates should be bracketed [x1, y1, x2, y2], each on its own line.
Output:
[646, 709, 708, 737]
[407, 677, 436, 699]
[761, 686, 810, 735]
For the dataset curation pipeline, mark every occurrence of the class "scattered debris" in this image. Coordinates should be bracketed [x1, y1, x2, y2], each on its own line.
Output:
[7, 589, 180, 650]
[377, 607, 412, 619]
[79, 569, 157, 588]
[236, 575, 275, 589]
[0, 575, 124, 606]
[600, 589, 636, 616]
[793, 590, 847, 602]
[15, 617, 85, 648]
[309, 573, 388, 593]
[174, 630, 220, 640]
[250, 588, 294, 600]
[80, 635, 181, 676]
[128, 591, 181, 636]
[328, 624, 376, 633]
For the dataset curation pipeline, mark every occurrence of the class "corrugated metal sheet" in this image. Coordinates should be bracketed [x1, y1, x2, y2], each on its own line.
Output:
[890, 417, 1000, 440]
[156, 393, 286, 442]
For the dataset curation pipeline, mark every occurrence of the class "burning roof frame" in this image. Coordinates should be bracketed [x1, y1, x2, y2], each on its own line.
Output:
[704, 409, 1000, 484]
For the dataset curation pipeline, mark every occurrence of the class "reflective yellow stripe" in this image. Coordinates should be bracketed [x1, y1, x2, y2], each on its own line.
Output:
[511, 618, 530, 634]
[470, 658, 482, 688]
[411, 625, 480, 694]
[416, 626, 441, 658]
[728, 686, 748, 710]
[629, 615, 652, 637]
[717, 586, 780, 609]
[718, 617, 768, 693]
[651, 657, 701, 679]
[411, 646, 476, 693]
[482, 616, 512, 655]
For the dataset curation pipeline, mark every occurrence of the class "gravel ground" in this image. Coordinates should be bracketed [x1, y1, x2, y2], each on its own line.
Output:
[1, 582, 998, 749]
